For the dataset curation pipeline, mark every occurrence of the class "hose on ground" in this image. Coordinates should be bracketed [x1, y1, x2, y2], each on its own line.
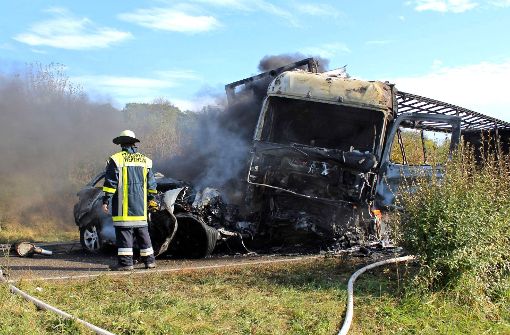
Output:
[0, 268, 117, 335]
[337, 255, 416, 335]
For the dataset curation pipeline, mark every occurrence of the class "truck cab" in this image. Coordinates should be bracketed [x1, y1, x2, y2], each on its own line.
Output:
[225, 59, 487, 246]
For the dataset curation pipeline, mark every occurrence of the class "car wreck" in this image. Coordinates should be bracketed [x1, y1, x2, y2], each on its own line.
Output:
[74, 173, 248, 257]
[74, 58, 510, 257]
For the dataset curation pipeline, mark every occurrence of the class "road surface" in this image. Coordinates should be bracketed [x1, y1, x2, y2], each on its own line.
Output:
[0, 242, 319, 282]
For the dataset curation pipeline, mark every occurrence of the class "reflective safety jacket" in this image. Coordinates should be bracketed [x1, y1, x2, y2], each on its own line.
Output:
[102, 147, 157, 227]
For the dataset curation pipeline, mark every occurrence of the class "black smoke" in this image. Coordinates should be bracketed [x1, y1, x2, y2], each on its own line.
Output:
[258, 53, 329, 72]
[157, 54, 330, 202]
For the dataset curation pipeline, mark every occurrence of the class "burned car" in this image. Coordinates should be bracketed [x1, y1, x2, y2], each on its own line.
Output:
[73, 173, 245, 257]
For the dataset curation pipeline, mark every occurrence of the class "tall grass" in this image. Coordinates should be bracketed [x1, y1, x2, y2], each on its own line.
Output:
[395, 141, 510, 305]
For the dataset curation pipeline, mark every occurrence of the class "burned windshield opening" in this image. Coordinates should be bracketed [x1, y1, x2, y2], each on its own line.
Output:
[261, 97, 384, 153]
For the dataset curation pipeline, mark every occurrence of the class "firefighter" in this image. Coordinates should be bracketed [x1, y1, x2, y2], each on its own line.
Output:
[102, 130, 158, 271]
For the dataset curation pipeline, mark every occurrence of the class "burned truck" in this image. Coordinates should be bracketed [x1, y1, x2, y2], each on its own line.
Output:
[227, 59, 462, 246]
[228, 59, 510, 247]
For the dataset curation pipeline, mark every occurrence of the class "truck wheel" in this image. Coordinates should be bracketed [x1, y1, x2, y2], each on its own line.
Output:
[172, 213, 219, 258]
[80, 224, 103, 253]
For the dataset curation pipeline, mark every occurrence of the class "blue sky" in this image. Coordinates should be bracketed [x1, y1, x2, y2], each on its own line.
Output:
[1, 0, 510, 120]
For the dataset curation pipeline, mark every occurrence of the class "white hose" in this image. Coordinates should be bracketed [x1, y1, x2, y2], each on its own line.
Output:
[337, 255, 416, 335]
[2, 253, 412, 335]
[0, 268, 117, 335]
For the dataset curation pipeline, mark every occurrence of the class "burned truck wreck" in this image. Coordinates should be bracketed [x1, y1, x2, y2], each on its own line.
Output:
[74, 58, 510, 257]
[245, 75, 394, 245]
[234, 65, 463, 247]
[228, 58, 510, 247]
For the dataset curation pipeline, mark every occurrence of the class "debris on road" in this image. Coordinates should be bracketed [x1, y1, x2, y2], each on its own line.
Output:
[14, 242, 53, 257]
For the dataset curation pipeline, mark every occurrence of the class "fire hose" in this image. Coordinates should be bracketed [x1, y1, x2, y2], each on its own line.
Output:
[0, 268, 117, 335]
[1, 250, 413, 334]
[337, 255, 416, 335]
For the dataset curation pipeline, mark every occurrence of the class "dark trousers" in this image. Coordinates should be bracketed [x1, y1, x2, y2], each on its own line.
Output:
[115, 226, 155, 266]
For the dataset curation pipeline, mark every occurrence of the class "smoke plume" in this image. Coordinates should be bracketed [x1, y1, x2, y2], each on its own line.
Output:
[0, 54, 330, 234]
[157, 54, 330, 202]
[0, 63, 123, 232]
[258, 53, 330, 72]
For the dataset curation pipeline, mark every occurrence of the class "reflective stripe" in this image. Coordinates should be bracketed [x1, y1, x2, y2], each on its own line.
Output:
[139, 247, 154, 256]
[117, 166, 124, 217]
[112, 216, 146, 222]
[146, 157, 153, 169]
[102, 186, 116, 194]
[148, 189, 157, 194]
[124, 162, 146, 167]
[143, 165, 147, 219]
[113, 220, 147, 227]
[118, 247, 133, 256]
[122, 165, 128, 218]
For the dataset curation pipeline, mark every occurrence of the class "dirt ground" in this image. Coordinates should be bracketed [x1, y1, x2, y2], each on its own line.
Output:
[0, 242, 318, 282]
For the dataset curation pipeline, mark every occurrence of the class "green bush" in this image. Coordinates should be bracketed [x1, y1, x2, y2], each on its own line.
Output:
[395, 144, 510, 301]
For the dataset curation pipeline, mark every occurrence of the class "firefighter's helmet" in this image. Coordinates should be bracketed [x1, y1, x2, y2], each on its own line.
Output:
[112, 130, 140, 145]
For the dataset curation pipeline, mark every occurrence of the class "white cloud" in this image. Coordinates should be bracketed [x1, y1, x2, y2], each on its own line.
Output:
[73, 70, 202, 108]
[14, 8, 131, 50]
[302, 42, 351, 58]
[78, 75, 172, 90]
[74, 75, 171, 105]
[490, 0, 510, 6]
[259, 2, 296, 23]
[294, 3, 341, 17]
[155, 70, 200, 81]
[30, 49, 47, 54]
[118, 8, 220, 33]
[191, 0, 297, 25]
[413, 0, 510, 11]
[414, 0, 478, 13]
[171, 97, 219, 112]
[389, 59, 510, 121]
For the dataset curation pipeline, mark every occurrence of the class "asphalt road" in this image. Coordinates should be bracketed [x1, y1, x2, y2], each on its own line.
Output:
[0, 242, 319, 282]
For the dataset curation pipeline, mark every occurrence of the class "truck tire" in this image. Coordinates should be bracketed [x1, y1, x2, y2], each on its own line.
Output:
[171, 213, 219, 258]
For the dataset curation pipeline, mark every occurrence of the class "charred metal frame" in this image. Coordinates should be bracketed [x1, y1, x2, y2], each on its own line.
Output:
[225, 60, 510, 133]
[225, 58, 318, 105]
[397, 91, 510, 132]
[380, 113, 462, 165]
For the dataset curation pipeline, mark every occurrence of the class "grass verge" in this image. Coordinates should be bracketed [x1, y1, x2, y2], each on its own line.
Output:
[1, 257, 509, 334]
[0, 224, 77, 244]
